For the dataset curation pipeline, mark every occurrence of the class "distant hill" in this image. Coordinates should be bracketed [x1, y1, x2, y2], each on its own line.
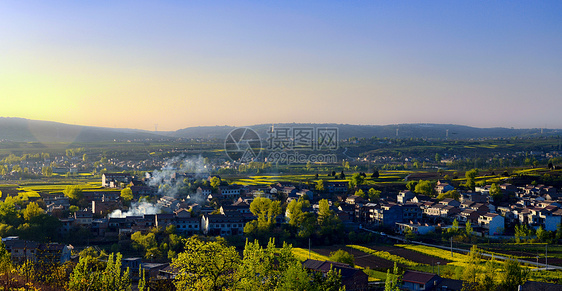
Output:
[171, 123, 562, 140]
[0, 118, 560, 143]
[0, 117, 167, 143]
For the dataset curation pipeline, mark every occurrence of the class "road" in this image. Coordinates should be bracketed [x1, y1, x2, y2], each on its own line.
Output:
[359, 227, 562, 271]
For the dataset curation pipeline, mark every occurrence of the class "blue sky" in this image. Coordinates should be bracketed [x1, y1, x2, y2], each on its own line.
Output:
[1, 1, 561, 130]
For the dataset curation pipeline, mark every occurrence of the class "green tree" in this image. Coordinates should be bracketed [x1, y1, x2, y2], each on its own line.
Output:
[286, 199, 305, 227]
[238, 239, 301, 290]
[245, 198, 282, 242]
[465, 169, 479, 190]
[463, 245, 481, 287]
[385, 262, 401, 291]
[490, 183, 502, 202]
[101, 253, 131, 291]
[0, 241, 12, 290]
[41, 166, 53, 177]
[131, 231, 160, 259]
[317, 199, 344, 244]
[63, 185, 83, 201]
[210, 176, 221, 190]
[414, 180, 434, 196]
[275, 261, 312, 291]
[315, 180, 325, 192]
[368, 188, 381, 202]
[515, 224, 531, 243]
[328, 249, 354, 267]
[306, 161, 312, 172]
[22, 202, 44, 221]
[466, 221, 473, 236]
[317, 199, 332, 223]
[0, 199, 20, 226]
[355, 189, 365, 198]
[349, 173, 365, 189]
[448, 219, 459, 234]
[69, 205, 79, 213]
[480, 255, 497, 291]
[437, 190, 460, 201]
[172, 236, 240, 290]
[536, 226, 548, 242]
[68, 252, 130, 291]
[313, 266, 343, 291]
[500, 258, 528, 290]
[138, 266, 149, 291]
[249, 197, 281, 228]
[68, 255, 103, 291]
[120, 188, 134, 202]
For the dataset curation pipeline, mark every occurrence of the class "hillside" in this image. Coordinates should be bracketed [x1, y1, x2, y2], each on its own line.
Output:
[0, 117, 167, 143]
[1, 118, 560, 143]
[171, 123, 561, 140]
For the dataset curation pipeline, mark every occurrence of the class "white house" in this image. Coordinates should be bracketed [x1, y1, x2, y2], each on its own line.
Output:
[478, 213, 505, 235]
[396, 222, 436, 235]
[200, 214, 245, 236]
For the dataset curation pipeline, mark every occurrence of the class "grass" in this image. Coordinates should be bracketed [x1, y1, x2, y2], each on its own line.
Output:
[361, 268, 387, 282]
[347, 245, 427, 267]
[514, 168, 547, 174]
[395, 244, 536, 274]
[395, 244, 475, 268]
[480, 243, 562, 260]
[292, 248, 330, 262]
[230, 170, 407, 186]
[17, 183, 107, 195]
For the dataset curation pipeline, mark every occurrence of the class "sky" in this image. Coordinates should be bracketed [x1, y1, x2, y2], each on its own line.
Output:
[1, 1, 561, 131]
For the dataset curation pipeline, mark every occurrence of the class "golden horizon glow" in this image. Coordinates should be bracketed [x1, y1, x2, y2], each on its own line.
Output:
[1, 1, 561, 131]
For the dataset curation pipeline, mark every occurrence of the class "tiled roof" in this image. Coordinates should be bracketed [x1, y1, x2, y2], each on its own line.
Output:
[402, 270, 438, 285]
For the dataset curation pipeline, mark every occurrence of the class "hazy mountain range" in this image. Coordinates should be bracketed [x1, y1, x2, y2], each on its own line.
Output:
[0, 117, 559, 143]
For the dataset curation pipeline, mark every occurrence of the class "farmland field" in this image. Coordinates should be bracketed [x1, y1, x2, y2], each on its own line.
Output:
[229, 170, 407, 186]
[311, 244, 451, 271]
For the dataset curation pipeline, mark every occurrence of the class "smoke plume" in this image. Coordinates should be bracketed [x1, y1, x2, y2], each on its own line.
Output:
[109, 201, 162, 218]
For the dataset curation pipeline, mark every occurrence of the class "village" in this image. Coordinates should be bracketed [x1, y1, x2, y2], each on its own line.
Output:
[3, 162, 562, 290]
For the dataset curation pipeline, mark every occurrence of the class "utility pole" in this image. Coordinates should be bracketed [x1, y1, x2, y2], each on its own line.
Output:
[537, 255, 539, 268]
[450, 237, 453, 257]
[308, 238, 311, 259]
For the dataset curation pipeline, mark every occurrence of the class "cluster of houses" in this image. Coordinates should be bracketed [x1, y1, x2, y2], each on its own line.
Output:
[8, 171, 562, 290]
[351, 180, 562, 237]
[1, 236, 72, 264]
[48, 174, 562, 244]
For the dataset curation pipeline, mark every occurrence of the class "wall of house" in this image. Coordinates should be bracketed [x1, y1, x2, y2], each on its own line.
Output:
[544, 215, 561, 231]
[488, 216, 505, 235]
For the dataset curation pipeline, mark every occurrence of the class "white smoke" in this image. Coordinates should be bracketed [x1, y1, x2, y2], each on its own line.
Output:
[108, 156, 210, 218]
[109, 201, 162, 218]
[187, 191, 208, 206]
[148, 155, 208, 198]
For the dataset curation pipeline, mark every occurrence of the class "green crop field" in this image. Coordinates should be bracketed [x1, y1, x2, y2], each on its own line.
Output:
[292, 247, 330, 262]
[291, 247, 384, 281]
[347, 245, 427, 267]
